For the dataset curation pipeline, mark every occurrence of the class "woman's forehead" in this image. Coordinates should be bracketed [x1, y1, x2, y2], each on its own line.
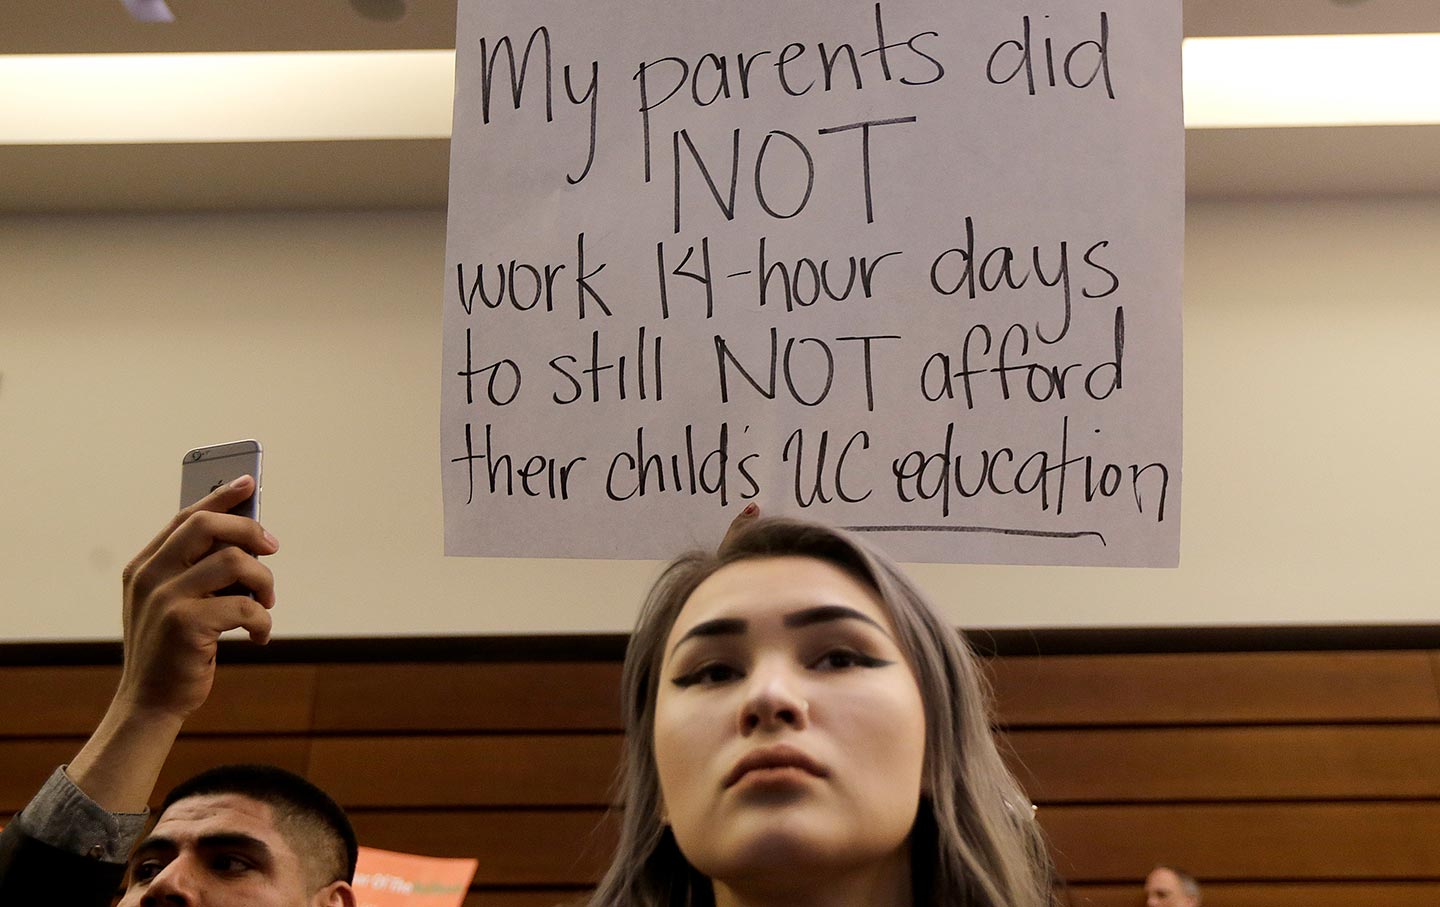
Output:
[669, 555, 891, 637]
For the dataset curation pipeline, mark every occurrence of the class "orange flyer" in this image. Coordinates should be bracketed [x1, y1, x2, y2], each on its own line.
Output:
[352, 845, 479, 907]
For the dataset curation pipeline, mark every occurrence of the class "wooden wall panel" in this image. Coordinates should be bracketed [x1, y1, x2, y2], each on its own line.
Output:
[1042, 803, 1440, 880]
[310, 735, 621, 807]
[0, 664, 316, 736]
[346, 810, 617, 886]
[0, 666, 117, 736]
[312, 663, 623, 732]
[150, 737, 313, 807]
[990, 652, 1440, 726]
[3, 646, 1437, 904]
[1065, 882, 1440, 907]
[1006, 725, 1440, 801]
[0, 737, 311, 813]
[184, 665, 318, 733]
[0, 740, 88, 812]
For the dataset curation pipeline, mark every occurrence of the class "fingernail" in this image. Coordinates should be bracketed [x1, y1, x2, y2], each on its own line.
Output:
[262, 529, 278, 548]
[229, 475, 252, 488]
[742, 503, 757, 516]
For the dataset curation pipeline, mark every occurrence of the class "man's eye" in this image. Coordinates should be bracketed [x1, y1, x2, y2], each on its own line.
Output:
[212, 855, 253, 874]
[671, 662, 741, 687]
[130, 860, 164, 882]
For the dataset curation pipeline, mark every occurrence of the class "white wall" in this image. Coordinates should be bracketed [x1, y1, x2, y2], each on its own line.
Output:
[1, 198, 1436, 641]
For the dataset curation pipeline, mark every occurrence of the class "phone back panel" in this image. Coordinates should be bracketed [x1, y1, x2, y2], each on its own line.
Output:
[179, 440, 262, 518]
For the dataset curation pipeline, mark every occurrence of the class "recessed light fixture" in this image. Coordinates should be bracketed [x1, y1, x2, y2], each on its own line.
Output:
[1184, 33, 1440, 128]
[120, 0, 175, 23]
[2, 34, 1438, 146]
[0, 51, 453, 144]
[350, 0, 407, 23]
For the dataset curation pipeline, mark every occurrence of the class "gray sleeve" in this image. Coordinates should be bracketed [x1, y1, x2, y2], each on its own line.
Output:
[13, 767, 149, 864]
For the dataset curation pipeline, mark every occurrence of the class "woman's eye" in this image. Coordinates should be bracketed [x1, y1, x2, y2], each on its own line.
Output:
[814, 649, 892, 670]
[672, 662, 741, 687]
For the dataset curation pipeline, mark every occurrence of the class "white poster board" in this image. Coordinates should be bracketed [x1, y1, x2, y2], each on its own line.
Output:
[442, 0, 1183, 566]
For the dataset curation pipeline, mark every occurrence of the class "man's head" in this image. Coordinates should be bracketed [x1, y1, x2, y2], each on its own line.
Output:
[121, 764, 358, 907]
[1144, 865, 1201, 907]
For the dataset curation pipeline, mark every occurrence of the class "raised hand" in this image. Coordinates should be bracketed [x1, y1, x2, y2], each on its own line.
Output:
[68, 476, 279, 812]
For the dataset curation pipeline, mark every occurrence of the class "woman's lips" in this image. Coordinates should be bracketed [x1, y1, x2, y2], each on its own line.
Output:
[724, 744, 831, 788]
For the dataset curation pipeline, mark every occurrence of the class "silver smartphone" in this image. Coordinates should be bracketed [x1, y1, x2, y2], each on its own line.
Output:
[180, 439, 263, 516]
[180, 440, 263, 598]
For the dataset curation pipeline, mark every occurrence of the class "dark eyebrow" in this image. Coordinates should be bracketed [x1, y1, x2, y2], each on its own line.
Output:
[782, 604, 891, 638]
[668, 617, 747, 659]
[669, 605, 893, 660]
[130, 836, 178, 863]
[195, 833, 272, 859]
[130, 833, 273, 864]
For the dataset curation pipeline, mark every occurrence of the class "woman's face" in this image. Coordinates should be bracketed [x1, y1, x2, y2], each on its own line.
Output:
[652, 555, 928, 887]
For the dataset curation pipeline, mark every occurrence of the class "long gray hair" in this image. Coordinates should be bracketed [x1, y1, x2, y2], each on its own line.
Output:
[587, 518, 1054, 907]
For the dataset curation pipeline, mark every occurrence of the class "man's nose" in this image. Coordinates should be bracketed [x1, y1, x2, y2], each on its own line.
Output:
[140, 859, 198, 906]
[739, 663, 809, 733]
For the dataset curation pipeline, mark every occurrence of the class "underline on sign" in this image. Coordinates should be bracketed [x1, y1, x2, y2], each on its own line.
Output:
[844, 525, 1108, 546]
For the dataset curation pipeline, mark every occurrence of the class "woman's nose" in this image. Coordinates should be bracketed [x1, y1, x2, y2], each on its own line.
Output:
[739, 665, 809, 733]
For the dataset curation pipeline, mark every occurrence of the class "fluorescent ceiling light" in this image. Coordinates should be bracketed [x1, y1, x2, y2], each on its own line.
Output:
[1184, 33, 1440, 128]
[1, 35, 1438, 145]
[121, 0, 176, 24]
[0, 50, 454, 144]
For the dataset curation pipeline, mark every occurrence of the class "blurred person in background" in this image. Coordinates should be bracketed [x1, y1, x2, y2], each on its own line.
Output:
[1144, 865, 1201, 907]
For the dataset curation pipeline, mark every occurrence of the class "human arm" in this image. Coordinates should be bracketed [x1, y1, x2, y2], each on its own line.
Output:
[66, 480, 277, 811]
[1, 476, 278, 900]
[10, 767, 148, 857]
[65, 473, 279, 813]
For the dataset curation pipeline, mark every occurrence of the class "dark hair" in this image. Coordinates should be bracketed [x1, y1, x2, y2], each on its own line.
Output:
[589, 517, 1054, 907]
[160, 764, 358, 886]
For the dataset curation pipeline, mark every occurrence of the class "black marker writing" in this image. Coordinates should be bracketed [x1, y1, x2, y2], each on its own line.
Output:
[453, 233, 614, 320]
[605, 422, 760, 504]
[634, 2, 948, 183]
[477, 27, 602, 185]
[713, 328, 891, 410]
[450, 422, 586, 503]
[986, 12, 1115, 99]
[783, 428, 873, 506]
[890, 417, 1168, 521]
[919, 307, 1125, 410]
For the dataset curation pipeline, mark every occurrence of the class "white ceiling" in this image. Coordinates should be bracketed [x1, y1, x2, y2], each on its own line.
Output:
[3, 0, 1439, 211]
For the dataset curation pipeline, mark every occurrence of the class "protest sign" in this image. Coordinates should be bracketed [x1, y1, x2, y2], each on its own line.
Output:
[353, 846, 478, 907]
[442, 0, 1183, 565]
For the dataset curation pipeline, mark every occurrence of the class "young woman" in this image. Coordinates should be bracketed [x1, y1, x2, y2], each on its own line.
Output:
[589, 517, 1053, 907]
